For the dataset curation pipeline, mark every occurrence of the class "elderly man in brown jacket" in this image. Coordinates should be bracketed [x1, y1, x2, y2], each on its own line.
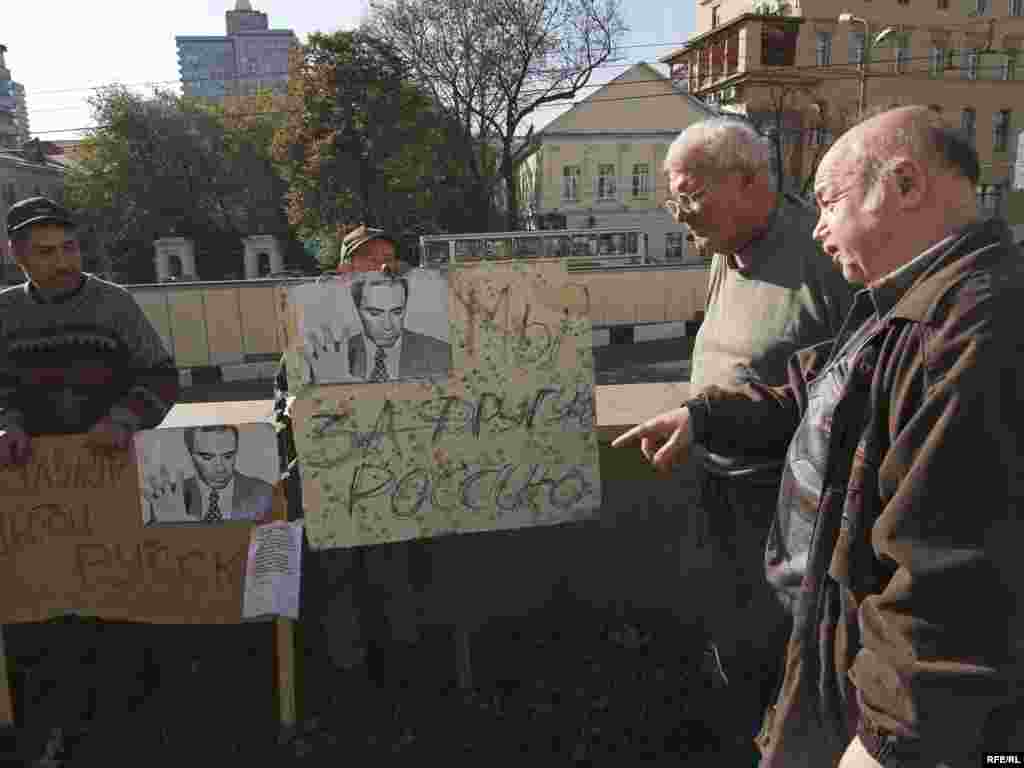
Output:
[615, 105, 1024, 766]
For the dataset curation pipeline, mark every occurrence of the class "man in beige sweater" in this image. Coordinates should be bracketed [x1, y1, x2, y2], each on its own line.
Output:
[664, 117, 855, 750]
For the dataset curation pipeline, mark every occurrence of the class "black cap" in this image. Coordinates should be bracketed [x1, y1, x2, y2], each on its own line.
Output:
[6, 197, 75, 235]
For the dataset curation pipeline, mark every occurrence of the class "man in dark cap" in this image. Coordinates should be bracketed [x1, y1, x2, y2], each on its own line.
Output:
[1, 197, 179, 459]
[1, 197, 179, 759]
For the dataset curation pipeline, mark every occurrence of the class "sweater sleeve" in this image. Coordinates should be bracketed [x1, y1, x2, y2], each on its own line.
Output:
[691, 343, 826, 461]
[0, 332, 25, 433]
[106, 295, 180, 431]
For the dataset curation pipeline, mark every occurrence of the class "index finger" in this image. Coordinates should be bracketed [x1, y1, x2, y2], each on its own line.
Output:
[611, 423, 649, 449]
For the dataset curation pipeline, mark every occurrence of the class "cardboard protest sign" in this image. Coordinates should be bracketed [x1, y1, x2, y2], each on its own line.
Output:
[0, 434, 284, 625]
[287, 259, 602, 550]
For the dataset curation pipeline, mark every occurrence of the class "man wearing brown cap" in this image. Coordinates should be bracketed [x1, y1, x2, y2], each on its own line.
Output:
[336, 224, 403, 274]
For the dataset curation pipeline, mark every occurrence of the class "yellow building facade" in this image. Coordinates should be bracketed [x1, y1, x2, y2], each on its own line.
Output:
[661, 0, 1024, 239]
[517, 63, 718, 263]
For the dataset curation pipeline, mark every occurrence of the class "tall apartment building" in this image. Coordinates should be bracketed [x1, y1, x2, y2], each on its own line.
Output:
[0, 45, 30, 149]
[175, 0, 297, 102]
[661, 0, 1024, 235]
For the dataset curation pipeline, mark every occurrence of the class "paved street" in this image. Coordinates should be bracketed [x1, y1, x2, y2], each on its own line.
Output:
[177, 338, 693, 403]
[592, 337, 692, 385]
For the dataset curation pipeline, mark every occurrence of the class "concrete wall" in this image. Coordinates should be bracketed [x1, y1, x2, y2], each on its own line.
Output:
[125, 269, 711, 372]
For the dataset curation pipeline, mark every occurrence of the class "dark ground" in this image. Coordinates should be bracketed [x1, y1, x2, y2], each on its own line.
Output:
[9, 600, 757, 766]
[7, 338, 770, 766]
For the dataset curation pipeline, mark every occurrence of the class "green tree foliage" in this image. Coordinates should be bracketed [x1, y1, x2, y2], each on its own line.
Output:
[271, 30, 489, 266]
[64, 86, 300, 282]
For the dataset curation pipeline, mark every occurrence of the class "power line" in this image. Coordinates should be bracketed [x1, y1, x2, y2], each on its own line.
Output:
[22, 13, 1022, 100]
[25, 57, 644, 102]
[25, 49, 1024, 135]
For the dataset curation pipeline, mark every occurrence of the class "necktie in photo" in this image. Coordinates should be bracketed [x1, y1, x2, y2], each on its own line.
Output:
[204, 489, 223, 522]
[370, 346, 389, 382]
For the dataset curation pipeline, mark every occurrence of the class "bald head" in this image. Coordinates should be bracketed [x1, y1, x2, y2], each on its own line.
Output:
[832, 105, 979, 191]
[812, 105, 981, 286]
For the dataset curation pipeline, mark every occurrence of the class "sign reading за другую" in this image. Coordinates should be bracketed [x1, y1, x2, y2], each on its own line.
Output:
[0, 434, 269, 625]
[285, 260, 602, 550]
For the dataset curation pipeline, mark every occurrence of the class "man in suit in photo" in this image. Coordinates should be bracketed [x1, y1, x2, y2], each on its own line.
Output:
[349, 274, 450, 382]
[182, 425, 273, 523]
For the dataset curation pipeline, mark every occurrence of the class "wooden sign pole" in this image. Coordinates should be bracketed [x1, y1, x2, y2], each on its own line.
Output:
[0, 627, 13, 727]
[275, 618, 297, 729]
[272, 485, 298, 731]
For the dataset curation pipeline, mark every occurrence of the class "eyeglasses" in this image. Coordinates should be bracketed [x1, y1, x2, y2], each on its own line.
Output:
[664, 187, 710, 219]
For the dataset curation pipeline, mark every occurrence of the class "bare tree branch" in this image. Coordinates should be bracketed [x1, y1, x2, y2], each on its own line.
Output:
[369, 0, 626, 229]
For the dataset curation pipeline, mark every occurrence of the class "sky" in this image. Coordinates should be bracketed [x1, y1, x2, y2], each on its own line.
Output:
[3, 0, 694, 140]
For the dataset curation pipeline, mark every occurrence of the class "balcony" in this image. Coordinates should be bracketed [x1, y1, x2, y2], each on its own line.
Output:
[660, 14, 806, 99]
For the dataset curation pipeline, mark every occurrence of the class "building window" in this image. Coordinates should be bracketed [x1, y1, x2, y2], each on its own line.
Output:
[816, 31, 833, 66]
[727, 32, 740, 73]
[665, 232, 684, 262]
[632, 163, 650, 197]
[711, 39, 725, 79]
[993, 109, 1012, 151]
[977, 183, 1003, 217]
[898, 0, 909, 5]
[938, 0, 949, 7]
[961, 107, 976, 145]
[762, 22, 798, 66]
[712, 5, 720, 28]
[930, 46, 948, 75]
[597, 164, 617, 200]
[1012, 0, 1023, 16]
[895, 34, 910, 72]
[850, 30, 866, 66]
[1004, 50, 1018, 80]
[809, 126, 834, 146]
[962, 48, 979, 80]
[562, 165, 580, 201]
[976, 0, 990, 13]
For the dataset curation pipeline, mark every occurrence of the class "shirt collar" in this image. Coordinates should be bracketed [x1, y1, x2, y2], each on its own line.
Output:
[364, 333, 403, 360]
[197, 474, 235, 501]
[865, 225, 969, 319]
[27, 273, 88, 305]
[726, 196, 783, 272]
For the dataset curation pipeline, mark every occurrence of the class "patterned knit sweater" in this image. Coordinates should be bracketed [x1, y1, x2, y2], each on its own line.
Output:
[0, 274, 179, 435]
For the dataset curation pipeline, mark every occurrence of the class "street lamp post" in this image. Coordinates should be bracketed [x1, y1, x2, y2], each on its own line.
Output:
[838, 13, 897, 119]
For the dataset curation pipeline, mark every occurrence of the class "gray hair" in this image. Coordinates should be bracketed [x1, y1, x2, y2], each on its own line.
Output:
[664, 117, 774, 180]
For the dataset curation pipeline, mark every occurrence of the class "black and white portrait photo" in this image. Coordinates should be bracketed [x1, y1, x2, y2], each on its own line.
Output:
[291, 268, 451, 386]
[134, 423, 279, 526]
